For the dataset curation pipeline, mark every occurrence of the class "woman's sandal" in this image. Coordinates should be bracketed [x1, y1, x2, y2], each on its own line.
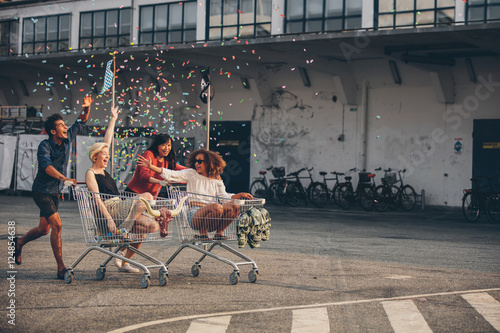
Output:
[194, 234, 211, 241]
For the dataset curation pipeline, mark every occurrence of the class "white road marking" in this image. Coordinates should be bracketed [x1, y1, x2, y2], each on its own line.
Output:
[107, 288, 500, 333]
[462, 292, 500, 331]
[385, 275, 413, 280]
[382, 300, 433, 333]
[186, 315, 231, 333]
[291, 307, 329, 333]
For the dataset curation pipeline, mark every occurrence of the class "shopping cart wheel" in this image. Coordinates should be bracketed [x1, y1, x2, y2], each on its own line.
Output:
[191, 264, 201, 277]
[96, 267, 106, 281]
[140, 275, 150, 289]
[158, 270, 168, 287]
[248, 269, 258, 283]
[64, 270, 74, 284]
[229, 271, 240, 285]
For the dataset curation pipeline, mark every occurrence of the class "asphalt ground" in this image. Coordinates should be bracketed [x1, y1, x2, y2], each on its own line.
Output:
[0, 194, 499, 332]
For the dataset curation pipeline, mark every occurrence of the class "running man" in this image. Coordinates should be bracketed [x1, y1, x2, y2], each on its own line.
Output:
[13, 95, 93, 279]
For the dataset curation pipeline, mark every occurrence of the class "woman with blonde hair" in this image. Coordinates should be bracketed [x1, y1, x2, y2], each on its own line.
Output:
[85, 106, 160, 273]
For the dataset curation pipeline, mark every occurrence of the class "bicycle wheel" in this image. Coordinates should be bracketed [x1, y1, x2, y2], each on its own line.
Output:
[358, 186, 375, 211]
[250, 180, 268, 200]
[388, 186, 400, 210]
[336, 184, 351, 210]
[269, 181, 286, 206]
[331, 184, 340, 205]
[400, 185, 417, 211]
[310, 182, 329, 208]
[374, 185, 389, 212]
[462, 191, 480, 223]
[285, 182, 302, 207]
[486, 193, 500, 223]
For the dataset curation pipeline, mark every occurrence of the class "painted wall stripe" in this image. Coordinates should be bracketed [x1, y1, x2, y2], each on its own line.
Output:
[186, 315, 231, 333]
[382, 300, 433, 333]
[461, 292, 500, 331]
[291, 307, 330, 333]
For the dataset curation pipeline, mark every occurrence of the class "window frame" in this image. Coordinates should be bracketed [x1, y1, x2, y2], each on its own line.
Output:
[22, 14, 70, 55]
[374, 0, 456, 30]
[0, 19, 17, 56]
[465, 0, 500, 24]
[79, 8, 132, 51]
[138, 1, 198, 45]
[284, 0, 362, 33]
[207, 0, 272, 40]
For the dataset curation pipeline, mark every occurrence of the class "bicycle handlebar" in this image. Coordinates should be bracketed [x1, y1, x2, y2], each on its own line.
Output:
[287, 167, 306, 177]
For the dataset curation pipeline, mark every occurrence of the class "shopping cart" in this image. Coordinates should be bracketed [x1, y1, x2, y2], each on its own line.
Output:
[164, 186, 267, 285]
[65, 185, 185, 288]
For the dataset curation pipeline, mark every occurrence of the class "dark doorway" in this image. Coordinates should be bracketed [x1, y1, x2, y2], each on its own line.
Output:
[473, 119, 500, 182]
[210, 121, 251, 193]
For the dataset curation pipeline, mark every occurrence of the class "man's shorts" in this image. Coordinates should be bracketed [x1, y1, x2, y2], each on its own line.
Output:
[32, 191, 60, 219]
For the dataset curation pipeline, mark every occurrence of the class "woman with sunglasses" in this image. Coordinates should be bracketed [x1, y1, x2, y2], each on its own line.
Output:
[137, 148, 253, 241]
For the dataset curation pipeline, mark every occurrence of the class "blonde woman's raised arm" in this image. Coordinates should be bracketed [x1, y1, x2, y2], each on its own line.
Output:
[103, 105, 119, 146]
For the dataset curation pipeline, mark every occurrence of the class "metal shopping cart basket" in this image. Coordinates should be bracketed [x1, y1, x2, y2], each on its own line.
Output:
[164, 186, 267, 285]
[65, 186, 184, 288]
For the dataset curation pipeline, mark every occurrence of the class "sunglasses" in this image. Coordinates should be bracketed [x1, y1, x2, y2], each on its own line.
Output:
[195, 159, 204, 165]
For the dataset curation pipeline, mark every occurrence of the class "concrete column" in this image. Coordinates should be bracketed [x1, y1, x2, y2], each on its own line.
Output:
[197, 0, 207, 41]
[455, 0, 466, 25]
[362, 0, 375, 29]
[271, 0, 286, 35]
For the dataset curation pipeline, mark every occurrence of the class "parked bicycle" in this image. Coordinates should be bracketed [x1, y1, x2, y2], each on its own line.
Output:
[336, 168, 377, 211]
[284, 167, 315, 207]
[249, 166, 287, 206]
[462, 176, 500, 223]
[310, 171, 345, 208]
[373, 168, 417, 212]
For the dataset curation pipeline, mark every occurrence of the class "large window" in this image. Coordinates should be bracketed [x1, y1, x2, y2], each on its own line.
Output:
[139, 2, 197, 45]
[208, 0, 272, 40]
[285, 0, 361, 33]
[376, 0, 455, 29]
[79, 8, 131, 50]
[466, 0, 500, 24]
[22, 14, 70, 54]
[0, 19, 17, 56]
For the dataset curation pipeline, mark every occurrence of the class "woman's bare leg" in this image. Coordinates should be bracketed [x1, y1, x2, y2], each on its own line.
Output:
[192, 203, 223, 235]
[216, 204, 240, 235]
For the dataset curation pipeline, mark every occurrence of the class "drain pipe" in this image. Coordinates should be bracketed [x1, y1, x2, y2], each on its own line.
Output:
[359, 79, 369, 171]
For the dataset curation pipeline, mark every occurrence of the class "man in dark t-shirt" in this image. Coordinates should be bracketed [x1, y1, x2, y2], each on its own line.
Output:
[13, 95, 93, 279]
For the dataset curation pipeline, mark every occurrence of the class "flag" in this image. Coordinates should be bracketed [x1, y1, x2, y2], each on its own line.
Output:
[199, 67, 215, 104]
[100, 59, 113, 95]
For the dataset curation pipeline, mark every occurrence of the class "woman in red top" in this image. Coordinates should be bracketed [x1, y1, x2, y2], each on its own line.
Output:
[112, 134, 188, 269]
[125, 134, 188, 196]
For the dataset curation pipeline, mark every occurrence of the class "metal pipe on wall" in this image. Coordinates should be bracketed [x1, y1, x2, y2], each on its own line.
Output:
[359, 79, 369, 171]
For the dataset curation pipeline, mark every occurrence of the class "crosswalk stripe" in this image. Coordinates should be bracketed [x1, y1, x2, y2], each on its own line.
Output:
[291, 307, 330, 333]
[186, 315, 231, 333]
[461, 292, 500, 331]
[382, 300, 433, 333]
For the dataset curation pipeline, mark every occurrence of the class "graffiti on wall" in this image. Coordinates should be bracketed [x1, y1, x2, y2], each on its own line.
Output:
[251, 90, 313, 167]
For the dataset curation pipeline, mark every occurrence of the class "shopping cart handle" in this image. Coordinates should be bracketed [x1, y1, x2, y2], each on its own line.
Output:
[159, 181, 169, 187]
[64, 180, 76, 187]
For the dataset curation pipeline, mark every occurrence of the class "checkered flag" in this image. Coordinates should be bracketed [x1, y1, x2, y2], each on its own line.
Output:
[100, 59, 114, 95]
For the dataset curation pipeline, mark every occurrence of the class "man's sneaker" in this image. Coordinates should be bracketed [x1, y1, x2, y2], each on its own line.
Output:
[118, 263, 140, 273]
